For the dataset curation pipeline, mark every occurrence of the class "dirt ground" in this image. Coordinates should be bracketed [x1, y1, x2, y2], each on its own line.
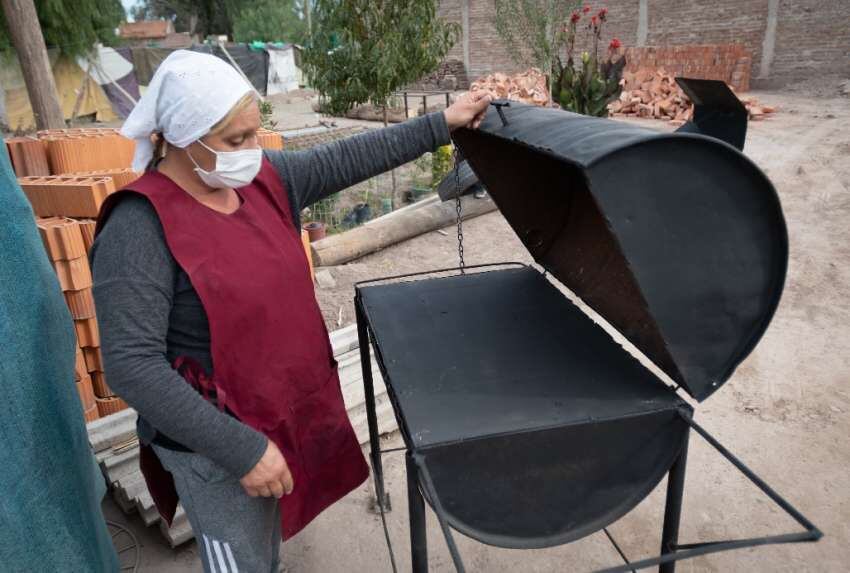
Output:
[110, 88, 850, 571]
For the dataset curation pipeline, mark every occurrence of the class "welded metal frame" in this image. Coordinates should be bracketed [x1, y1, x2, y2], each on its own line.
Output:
[354, 265, 821, 573]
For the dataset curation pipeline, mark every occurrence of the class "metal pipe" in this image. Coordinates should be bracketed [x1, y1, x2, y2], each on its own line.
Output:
[659, 429, 689, 573]
[355, 296, 387, 507]
[683, 416, 822, 535]
[407, 453, 428, 573]
[414, 454, 467, 573]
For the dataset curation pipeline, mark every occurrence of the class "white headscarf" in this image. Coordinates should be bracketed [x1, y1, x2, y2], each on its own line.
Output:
[121, 50, 256, 172]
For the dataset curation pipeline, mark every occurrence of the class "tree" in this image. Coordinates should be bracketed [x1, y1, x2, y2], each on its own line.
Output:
[492, 0, 578, 94]
[0, 0, 124, 130]
[302, 0, 459, 117]
[130, 0, 233, 38]
[232, 0, 306, 44]
[0, 0, 124, 58]
[0, 0, 64, 129]
[130, 0, 313, 42]
[302, 0, 458, 207]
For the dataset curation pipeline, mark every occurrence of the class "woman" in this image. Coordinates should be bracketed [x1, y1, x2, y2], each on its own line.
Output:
[92, 50, 489, 572]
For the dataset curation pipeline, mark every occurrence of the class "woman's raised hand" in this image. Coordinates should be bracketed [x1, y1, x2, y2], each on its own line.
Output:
[240, 439, 294, 499]
[444, 91, 492, 132]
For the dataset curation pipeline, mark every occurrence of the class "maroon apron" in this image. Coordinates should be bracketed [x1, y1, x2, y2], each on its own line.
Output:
[96, 159, 369, 539]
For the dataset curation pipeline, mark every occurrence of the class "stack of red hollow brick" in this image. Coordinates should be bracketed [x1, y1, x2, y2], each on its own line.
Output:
[8, 129, 143, 218]
[8, 130, 146, 421]
[256, 128, 284, 150]
[7, 128, 135, 177]
[8, 127, 284, 178]
[37, 217, 128, 422]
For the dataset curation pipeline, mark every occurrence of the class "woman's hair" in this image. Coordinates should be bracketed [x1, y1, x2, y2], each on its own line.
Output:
[144, 92, 257, 172]
[209, 92, 258, 135]
[145, 134, 167, 172]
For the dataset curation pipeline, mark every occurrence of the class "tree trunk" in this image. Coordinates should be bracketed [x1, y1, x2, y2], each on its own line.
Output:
[311, 195, 497, 267]
[188, 14, 199, 36]
[0, 0, 65, 130]
[304, 0, 312, 38]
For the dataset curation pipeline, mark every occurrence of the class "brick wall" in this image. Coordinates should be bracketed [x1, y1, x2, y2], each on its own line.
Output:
[645, 0, 768, 73]
[571, 1, 640, 58]
[624, 45, 752, 91]
[436, 0, 850, 89]
[769, 0, 850, 86]
[467, 0, 524, 78]
[407, 59, 470, 91]
[437, 0, 465, 63]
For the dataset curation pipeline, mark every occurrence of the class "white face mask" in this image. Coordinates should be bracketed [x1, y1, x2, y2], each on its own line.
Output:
[187, 139, 262, 189]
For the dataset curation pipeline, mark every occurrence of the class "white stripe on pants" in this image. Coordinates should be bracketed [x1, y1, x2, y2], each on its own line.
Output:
[153, 445, 281, 573]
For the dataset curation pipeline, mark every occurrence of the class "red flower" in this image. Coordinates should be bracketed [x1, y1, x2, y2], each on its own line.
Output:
[571, 11, 581, 23]
[598, 7, 608, 21]
[609, 38, 621, 50]
[591, 15, 598, 26]
[582, 5, 591, 13]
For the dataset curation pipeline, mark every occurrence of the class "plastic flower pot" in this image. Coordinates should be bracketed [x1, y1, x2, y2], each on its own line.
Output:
[303, 221, 327, 242]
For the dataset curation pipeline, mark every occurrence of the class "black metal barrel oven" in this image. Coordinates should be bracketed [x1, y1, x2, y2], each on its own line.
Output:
[354, 83, 821, 572]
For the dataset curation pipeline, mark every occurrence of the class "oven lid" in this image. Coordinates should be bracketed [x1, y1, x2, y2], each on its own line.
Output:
[452, 102, 787, 401]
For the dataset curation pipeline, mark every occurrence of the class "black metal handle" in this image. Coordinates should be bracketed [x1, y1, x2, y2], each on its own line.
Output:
[490, 101, 511, 126]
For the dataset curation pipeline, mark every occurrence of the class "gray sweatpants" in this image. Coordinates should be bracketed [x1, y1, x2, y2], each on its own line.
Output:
[153, 445, 281, 573]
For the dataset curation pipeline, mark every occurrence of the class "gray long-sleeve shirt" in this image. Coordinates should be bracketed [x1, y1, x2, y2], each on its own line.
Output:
[91, 113, 450, 477]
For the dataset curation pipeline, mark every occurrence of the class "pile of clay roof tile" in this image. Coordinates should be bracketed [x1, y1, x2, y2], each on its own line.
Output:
[470, 68, 550, 106]
[609, 68, 776, 124]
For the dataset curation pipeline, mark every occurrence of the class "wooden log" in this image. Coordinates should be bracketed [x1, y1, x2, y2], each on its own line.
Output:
[310, 195, 497, 267]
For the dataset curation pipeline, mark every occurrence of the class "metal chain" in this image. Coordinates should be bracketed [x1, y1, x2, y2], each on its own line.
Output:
[453, 146, 466, 273]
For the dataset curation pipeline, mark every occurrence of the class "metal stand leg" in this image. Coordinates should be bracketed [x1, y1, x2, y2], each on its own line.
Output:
[659, 429, 690, 573]
[355, 297, 389, 510]
[407, 453, 428, 573]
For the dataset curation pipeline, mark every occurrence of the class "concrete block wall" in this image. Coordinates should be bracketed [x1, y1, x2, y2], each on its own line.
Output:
[437, 0, 850, 88]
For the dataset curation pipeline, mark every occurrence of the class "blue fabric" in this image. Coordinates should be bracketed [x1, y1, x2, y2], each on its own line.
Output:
[0, 143, 118, 571]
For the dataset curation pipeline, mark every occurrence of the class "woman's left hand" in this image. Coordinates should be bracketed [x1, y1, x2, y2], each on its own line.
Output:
[444, 92, 492, 132]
